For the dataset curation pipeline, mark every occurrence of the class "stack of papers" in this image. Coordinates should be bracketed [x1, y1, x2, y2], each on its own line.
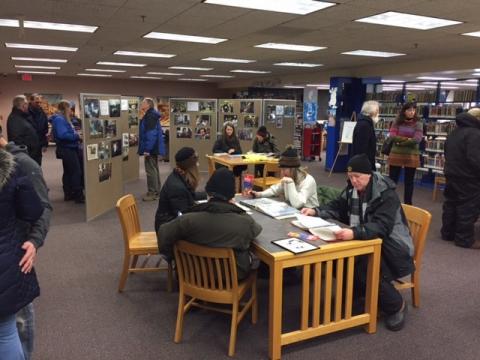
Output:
[292, 214, 342, 241]
[240, 198, 299, 219]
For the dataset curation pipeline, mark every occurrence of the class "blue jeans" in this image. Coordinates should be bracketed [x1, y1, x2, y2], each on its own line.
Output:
[16, 303, 34, 360]
[0, 314, 25, 360]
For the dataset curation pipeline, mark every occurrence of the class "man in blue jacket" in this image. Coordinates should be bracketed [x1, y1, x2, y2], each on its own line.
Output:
[138, 98, 165, 201]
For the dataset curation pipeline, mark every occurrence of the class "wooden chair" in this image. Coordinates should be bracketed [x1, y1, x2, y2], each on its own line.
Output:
[173, 241, 257, 357]
[252, 162, 281, 190]
[394, 204, 432, 307]
[432, 174, 446, 201]
[116, 194, 173, 292]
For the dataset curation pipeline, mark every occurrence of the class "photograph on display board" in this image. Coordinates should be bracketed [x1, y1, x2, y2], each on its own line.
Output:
[88, 118, 104, 138]
[243, 115, 259, 128]
[174, 113, 190, 126]
[157, 98, 170, 127]
[99, 100, 109, 116]
[240, 101, 255, 114]
[128, 134, 139, 147]
[25, 93, 62, 117]
[220, 100, 234, 113]
[122, 133, 129, 147]
[238, 128, 254, 141]
[223, 114, 238, 127]
[111, 139, 122, 157]
[84, 99, 100, 118]
[86, 143, 98, 161]
[98, 141, 110, 160]
[109, 99, 121, 117]
[98, 162, 112, 183]
[199, 101, 215, 112]
[195, 127, 210, 140]
[176, 127, 192, 139]
[285, 105, 295, 117]
[276, 117, 283, 129]
[121, 99, 128, 111]
[122, 145, 129, 162]
[266, 105, 276, 122]
[195, 114, 210, 127]
[128, 101, 139, 127]
[275, 105, 284, 116]
[171, 100, 187, 113]
[103, 120, 117, 138]
[187, 101, 199, 112]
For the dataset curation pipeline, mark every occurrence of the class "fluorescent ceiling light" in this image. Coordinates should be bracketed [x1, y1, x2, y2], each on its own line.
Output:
[11, 56, 67, 63]
[274, 62, 322, 67]
[15, 65, 60, 70]
[147, 72, 183, 76]
[203, 0, 336, 15]
[202, 57, 255, 63]
[284, 85, 304, 88]
[200, 74, 234, 78]
[355, 11, 462, 30]
[23, 20, 97, 33]
[472, 73, 480, 77]
[17, 70, 56, 75]
[342, 50, 405, 57]
[441, 87, 459, 89]
[130, 76, 162, 79]
[306, 84, 328, 86]
[144, 32, 227, 44]
[169, 66, 213, 71]
[179, 78, 208, 81]
[0, 19, 19, 27]
[114, 50, 175, 58]
[97, 61, 146, 67]
[466, 78, 479, 82]
[5, 43, 78, 51]
[85, 68, 126, 73]
[230, 69, 271, 74]
[255, 43, 326, 52]
[417, 76, 456, 80]
[381, 79, 405, 83]
[77, 73, 112, 77]
[461, 31, 480, 37]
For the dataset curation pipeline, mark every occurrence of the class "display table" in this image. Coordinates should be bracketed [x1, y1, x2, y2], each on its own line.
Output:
[206, 154, 279, 175]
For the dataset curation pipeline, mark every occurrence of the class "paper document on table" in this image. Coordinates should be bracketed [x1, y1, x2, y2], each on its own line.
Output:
[240, 198, 299, 219]
[295, 214, 333, 228]
[309, 225, 342, 241]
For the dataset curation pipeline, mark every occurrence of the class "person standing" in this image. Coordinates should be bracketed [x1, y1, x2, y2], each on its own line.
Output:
[138, 98, 165, 201]
[351, 100, 379, 171]
[441, 108, 480, 248]
[7, 95, 41, 165]
[252, 125, 278, 177]
[387, 102, 423, 205]
[28, 94, 49, 165]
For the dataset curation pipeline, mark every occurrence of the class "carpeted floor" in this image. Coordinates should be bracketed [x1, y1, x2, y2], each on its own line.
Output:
[33, 149, 480, 360]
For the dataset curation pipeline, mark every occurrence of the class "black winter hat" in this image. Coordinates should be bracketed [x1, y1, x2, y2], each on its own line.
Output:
[205, 168, 235, 201]
[175, 147, 198, 170]
[279, 146, 301, 168]
[257, 126, 268, 138]
[347, 154, 372, 174]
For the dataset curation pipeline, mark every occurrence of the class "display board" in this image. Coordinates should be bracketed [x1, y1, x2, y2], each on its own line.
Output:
[81, 93, 124, 221]
[120, 96, 140, 182]
[169, 98, 217, 171]
[218, 99, 263, 151]
[262, 99, 297, 153]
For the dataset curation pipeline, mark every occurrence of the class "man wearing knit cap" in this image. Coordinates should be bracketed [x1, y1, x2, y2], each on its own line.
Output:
[301, 154, 414, 332]
[154, 147, 206, 232]
[158, 168, 262, 280]
[252, 126, 278, 177]
[250, 146, 319, 209]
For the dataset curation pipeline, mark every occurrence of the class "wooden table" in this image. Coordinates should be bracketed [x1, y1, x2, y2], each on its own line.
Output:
[206, 154, 279, 175]
[244, 202, 382, 359]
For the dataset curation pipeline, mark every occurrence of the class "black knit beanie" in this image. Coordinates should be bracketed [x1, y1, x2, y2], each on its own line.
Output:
[347, 154, 372, 174]
[205, 168, 235, 201]
[257, 126, 268, 138]
[279, 146, 301, 168]
[175, 147, 197, 170]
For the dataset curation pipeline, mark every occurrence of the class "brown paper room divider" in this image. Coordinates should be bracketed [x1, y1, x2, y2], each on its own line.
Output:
[169, 98, 217, 172]
[120, 96, 140, 182]
[81, 93, 124, 221]
[262, 99, 297, 153]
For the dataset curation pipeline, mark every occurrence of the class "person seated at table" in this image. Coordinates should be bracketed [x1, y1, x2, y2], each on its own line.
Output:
[250, 146, 319, 209]
[157, 167, 262, 280]
[212, 122, 247, 178]
[154, 147, 207, 232]
[301, 154, 414, 331]
[252, 126, 279, 177]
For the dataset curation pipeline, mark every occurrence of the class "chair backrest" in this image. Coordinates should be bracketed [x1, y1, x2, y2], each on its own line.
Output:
[263, 162, 280, 178]
[401, 204, 432, 268]
[174, 240, 239, 299]
[116, 194, 141, 249]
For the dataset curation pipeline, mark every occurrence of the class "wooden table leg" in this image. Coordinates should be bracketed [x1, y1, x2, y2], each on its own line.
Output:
[269, 261, 283, 360]
[364, 244, 381, 334]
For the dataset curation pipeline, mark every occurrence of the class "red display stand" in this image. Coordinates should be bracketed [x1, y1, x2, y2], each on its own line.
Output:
[302, 125, 322, 161]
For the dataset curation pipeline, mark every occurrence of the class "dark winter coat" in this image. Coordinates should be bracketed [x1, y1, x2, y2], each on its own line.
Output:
[0, 149, 43, 317]
[154, 170, 207, 232]
[29, 105, 49, 148]
[252, 134, 278, 154]
[351, 114, 377, 170]
[7, 107, 41, 162]
[138, 108, 165, 156]
[51, 113, 80, 149]
[315, 172, 414, 279]
[212, 135, 242, 154]
[157, 200, 262, 279]
[444, 112, 480, 181]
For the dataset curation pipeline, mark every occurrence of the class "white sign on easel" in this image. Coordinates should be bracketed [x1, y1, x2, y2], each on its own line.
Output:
[329, 114, 357, 177]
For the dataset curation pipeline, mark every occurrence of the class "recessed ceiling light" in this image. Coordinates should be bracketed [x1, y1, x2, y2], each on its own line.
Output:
[85, 68, 126, 73]
[17, 70, 56, 75]
[114, 50, 175, 58]
[169, 66, 213, 71]
[466, 79, 479, 82]
[5, 43, 78, 51]
[255, 43, 326, 52]
[381, 79, 405, 83]
[144, 32, 227, 44]
[417, 76, 456, 80]
[472, 73, 480, 77]
[96, 61, 146, 67]
[15, 65, 60, 70]
[462, 31, 480, 37]
[179, 78, 208, 81]
[283, 85, 304, 88]
[147, 72, 183, 76]
[200, 74, 234, 78]
[130, 76, 162, 79]
[342, 50, 405, 57]
[230, 69, 271, 74]
[202, 57, 255, 63]
[0, 19, 19, 27]
[203, 0, 336, 15]
[307, 83, 329, 89]
[274, 62, 323, 67]
[355, 11, 462, 30]
[23, 20, 97, 33]
[11, 56, 67, 63]
[77, 73, 112, 77]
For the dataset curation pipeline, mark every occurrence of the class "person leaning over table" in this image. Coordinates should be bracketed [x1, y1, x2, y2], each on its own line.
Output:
[301, 154, 414, 331]
[249, 146, 319, 209]
[157, 167, 262, 280]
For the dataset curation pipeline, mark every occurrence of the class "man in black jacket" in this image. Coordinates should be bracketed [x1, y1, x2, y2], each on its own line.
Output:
[351, 100, 380, 171]
[28, 94, 49, 165]
[441, 109, 480, 248]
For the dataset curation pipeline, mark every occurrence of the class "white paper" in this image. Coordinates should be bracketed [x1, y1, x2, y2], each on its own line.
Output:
[309, 225, 342, 241]
[187, 101, 199, 112]
[295, 214, 333, 228]
[99, 100, 109, 116]
[340, 121, 356, 144]
[121, 99, 128, 111]
[275, 105, 284, 115]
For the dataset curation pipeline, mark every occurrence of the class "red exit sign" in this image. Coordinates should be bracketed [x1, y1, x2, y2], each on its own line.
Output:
[21, 73, 32, 81]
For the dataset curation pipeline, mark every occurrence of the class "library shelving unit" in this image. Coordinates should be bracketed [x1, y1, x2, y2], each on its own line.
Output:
[375, 102, 400, 176]
[302, 124, 323, 161]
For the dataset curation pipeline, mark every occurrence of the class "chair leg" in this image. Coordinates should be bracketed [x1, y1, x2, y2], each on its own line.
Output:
[174, 291, 186, 343]
[412, 275, 420, 308]
[131, 255, 139, 269]
[167, 262, 173, 293]
[118, 254, 131, 292]
[432, 181, 437, 201]
[251, 276, 258, 324]
[228, 301, 239, 357]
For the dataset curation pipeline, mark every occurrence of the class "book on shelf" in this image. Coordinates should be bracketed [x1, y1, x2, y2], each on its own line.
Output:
[291, 214, 342, 241]
[240, 198, 299, 219]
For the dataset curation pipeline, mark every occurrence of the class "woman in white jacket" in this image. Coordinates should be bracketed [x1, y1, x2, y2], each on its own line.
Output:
[251, 146, 319, 209]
